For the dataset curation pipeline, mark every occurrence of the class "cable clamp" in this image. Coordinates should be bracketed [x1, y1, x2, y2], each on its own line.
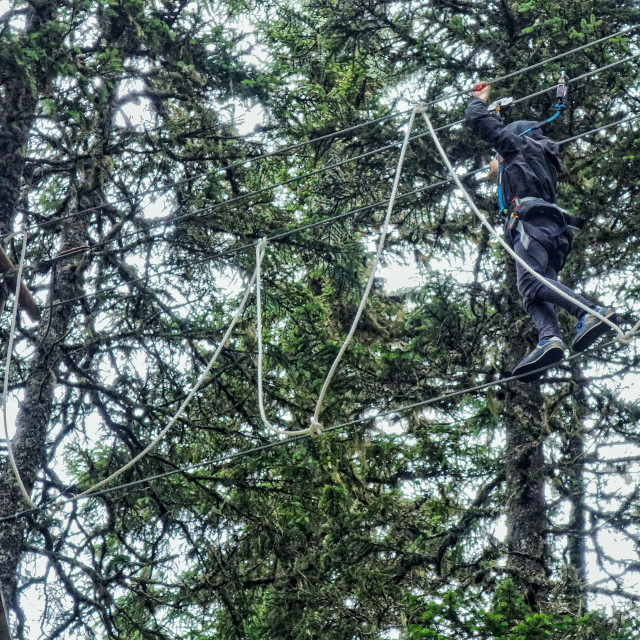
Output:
[309, 419, 323, 436]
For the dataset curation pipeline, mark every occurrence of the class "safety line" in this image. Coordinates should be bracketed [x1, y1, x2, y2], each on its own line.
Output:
[0, 336, 623, 526]
[62, 261, 259, 504]
[0, 575, 14, 640]
[10, 109, 634, 508]
[511, 52, 640, 108]
[424, 52, 640, 133]
[47, 112, 640, 310]
[256, 107, 420, 436]
[420, 109, 640, 346]
[24, 50, 640, 261]
[1, 230, 37, 509]
[16, 111, 409, 239]
[482, 25, 638, 87]
[81, 49, 640, 262]
[10, 25, 638, 243]
[560, 113, 640, 144]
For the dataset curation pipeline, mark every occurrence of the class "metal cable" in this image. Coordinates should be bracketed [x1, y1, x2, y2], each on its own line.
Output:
[11, 25, 638, 243]
[46, 112, 640, 310]
[83, 49, 640, 260]
[0, 336, 623, 525]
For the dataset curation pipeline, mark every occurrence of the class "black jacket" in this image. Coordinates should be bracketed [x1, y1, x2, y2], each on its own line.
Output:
[465, 97, 574, 270]
[465, 97, 562, 207]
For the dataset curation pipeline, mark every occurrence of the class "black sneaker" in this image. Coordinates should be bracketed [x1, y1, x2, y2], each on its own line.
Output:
[571, 307, 617, 353]
[512, 337, 565, 382]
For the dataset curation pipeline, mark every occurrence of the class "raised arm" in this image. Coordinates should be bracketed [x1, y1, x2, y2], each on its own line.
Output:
[465, 85, 525, 158]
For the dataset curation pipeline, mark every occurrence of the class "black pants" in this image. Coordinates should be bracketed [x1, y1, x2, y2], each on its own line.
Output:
[514, 232, 595, 341]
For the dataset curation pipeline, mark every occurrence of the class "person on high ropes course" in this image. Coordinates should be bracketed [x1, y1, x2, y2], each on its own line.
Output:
[465, 82, 616, 382]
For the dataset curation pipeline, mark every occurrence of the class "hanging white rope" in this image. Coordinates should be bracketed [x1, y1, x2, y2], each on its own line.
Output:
[256, 106, 421, 436]
[255, 238, 315, 436]
[63, 265, 259, 505]
[0, 575, 14, 640]
[419, 109, 640, 346]
[2, 230, 37, 509]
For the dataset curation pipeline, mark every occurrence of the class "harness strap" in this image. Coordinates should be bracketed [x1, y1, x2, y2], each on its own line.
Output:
[515, 219, 531, 250]
[498, 164, 507, 215]
[515, 196, 585, 231]
[495, 83, 567, 215]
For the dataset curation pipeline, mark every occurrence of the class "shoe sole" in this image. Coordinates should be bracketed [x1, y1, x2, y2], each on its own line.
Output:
[572, 310, 617, 353]
[512, 345, 565, 383]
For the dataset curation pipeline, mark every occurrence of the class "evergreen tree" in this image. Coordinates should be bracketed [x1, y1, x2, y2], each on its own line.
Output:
[0, 0, 638, 638]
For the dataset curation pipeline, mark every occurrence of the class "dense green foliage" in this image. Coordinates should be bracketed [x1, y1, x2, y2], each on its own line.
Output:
[0, 0, 638, 638]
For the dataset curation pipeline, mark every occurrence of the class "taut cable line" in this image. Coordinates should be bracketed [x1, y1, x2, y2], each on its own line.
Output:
[10, 26, 638, 243]
[46, 112, 640, 310]
[75, 51, 640, 261]
[0, 337, 624, 526]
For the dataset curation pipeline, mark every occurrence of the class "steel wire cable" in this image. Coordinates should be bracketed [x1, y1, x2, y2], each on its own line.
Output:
[8, 113, 629, 512]
[80, 50, 640, 261]
[45, 112, 640, 310]
[6, 111, 629, 513]
[12, 25, 638, 242]
[0, 115, 640, 522]
[0, 336, 626, 525]
[24, 50, 640, 269]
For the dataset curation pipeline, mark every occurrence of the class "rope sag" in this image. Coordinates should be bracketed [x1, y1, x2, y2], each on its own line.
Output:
[2, 230, 37, 509]
[256, 106, 421, 436]
[60, 263, 259, 506]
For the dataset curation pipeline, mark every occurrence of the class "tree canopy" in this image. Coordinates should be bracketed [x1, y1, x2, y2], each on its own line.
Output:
[0, 0, 639, 638]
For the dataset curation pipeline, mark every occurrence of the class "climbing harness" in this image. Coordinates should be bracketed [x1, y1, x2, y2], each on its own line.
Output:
[507, 195, 585, 255]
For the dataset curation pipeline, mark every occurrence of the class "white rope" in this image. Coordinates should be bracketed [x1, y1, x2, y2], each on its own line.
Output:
[2, 230, 37, 509]
[62, 266, 259, 505]
[311, 107, 420, 425]
[420, 109, 640, 347]
[255, 238, 315, 436]
[0, 575, 14, 640]
[256, 106, 420, 435]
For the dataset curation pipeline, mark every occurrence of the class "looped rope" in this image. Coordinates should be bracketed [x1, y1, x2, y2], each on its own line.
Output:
[256, 107, 421, 436]
[309, 419, 323, 436]
[2, 229, 37, 509]
[617, 319, 640, 345]
[419, 109, 640, 349]
[58, 255, 260, 507]
[256, 239, 320, 436]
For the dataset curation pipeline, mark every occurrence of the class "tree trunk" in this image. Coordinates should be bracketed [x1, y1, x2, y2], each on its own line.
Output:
[0, 0, 67, 633]
[564, 363, 588, 612]
[502, 262, 549, 607]
[0, 189, 89, 636]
